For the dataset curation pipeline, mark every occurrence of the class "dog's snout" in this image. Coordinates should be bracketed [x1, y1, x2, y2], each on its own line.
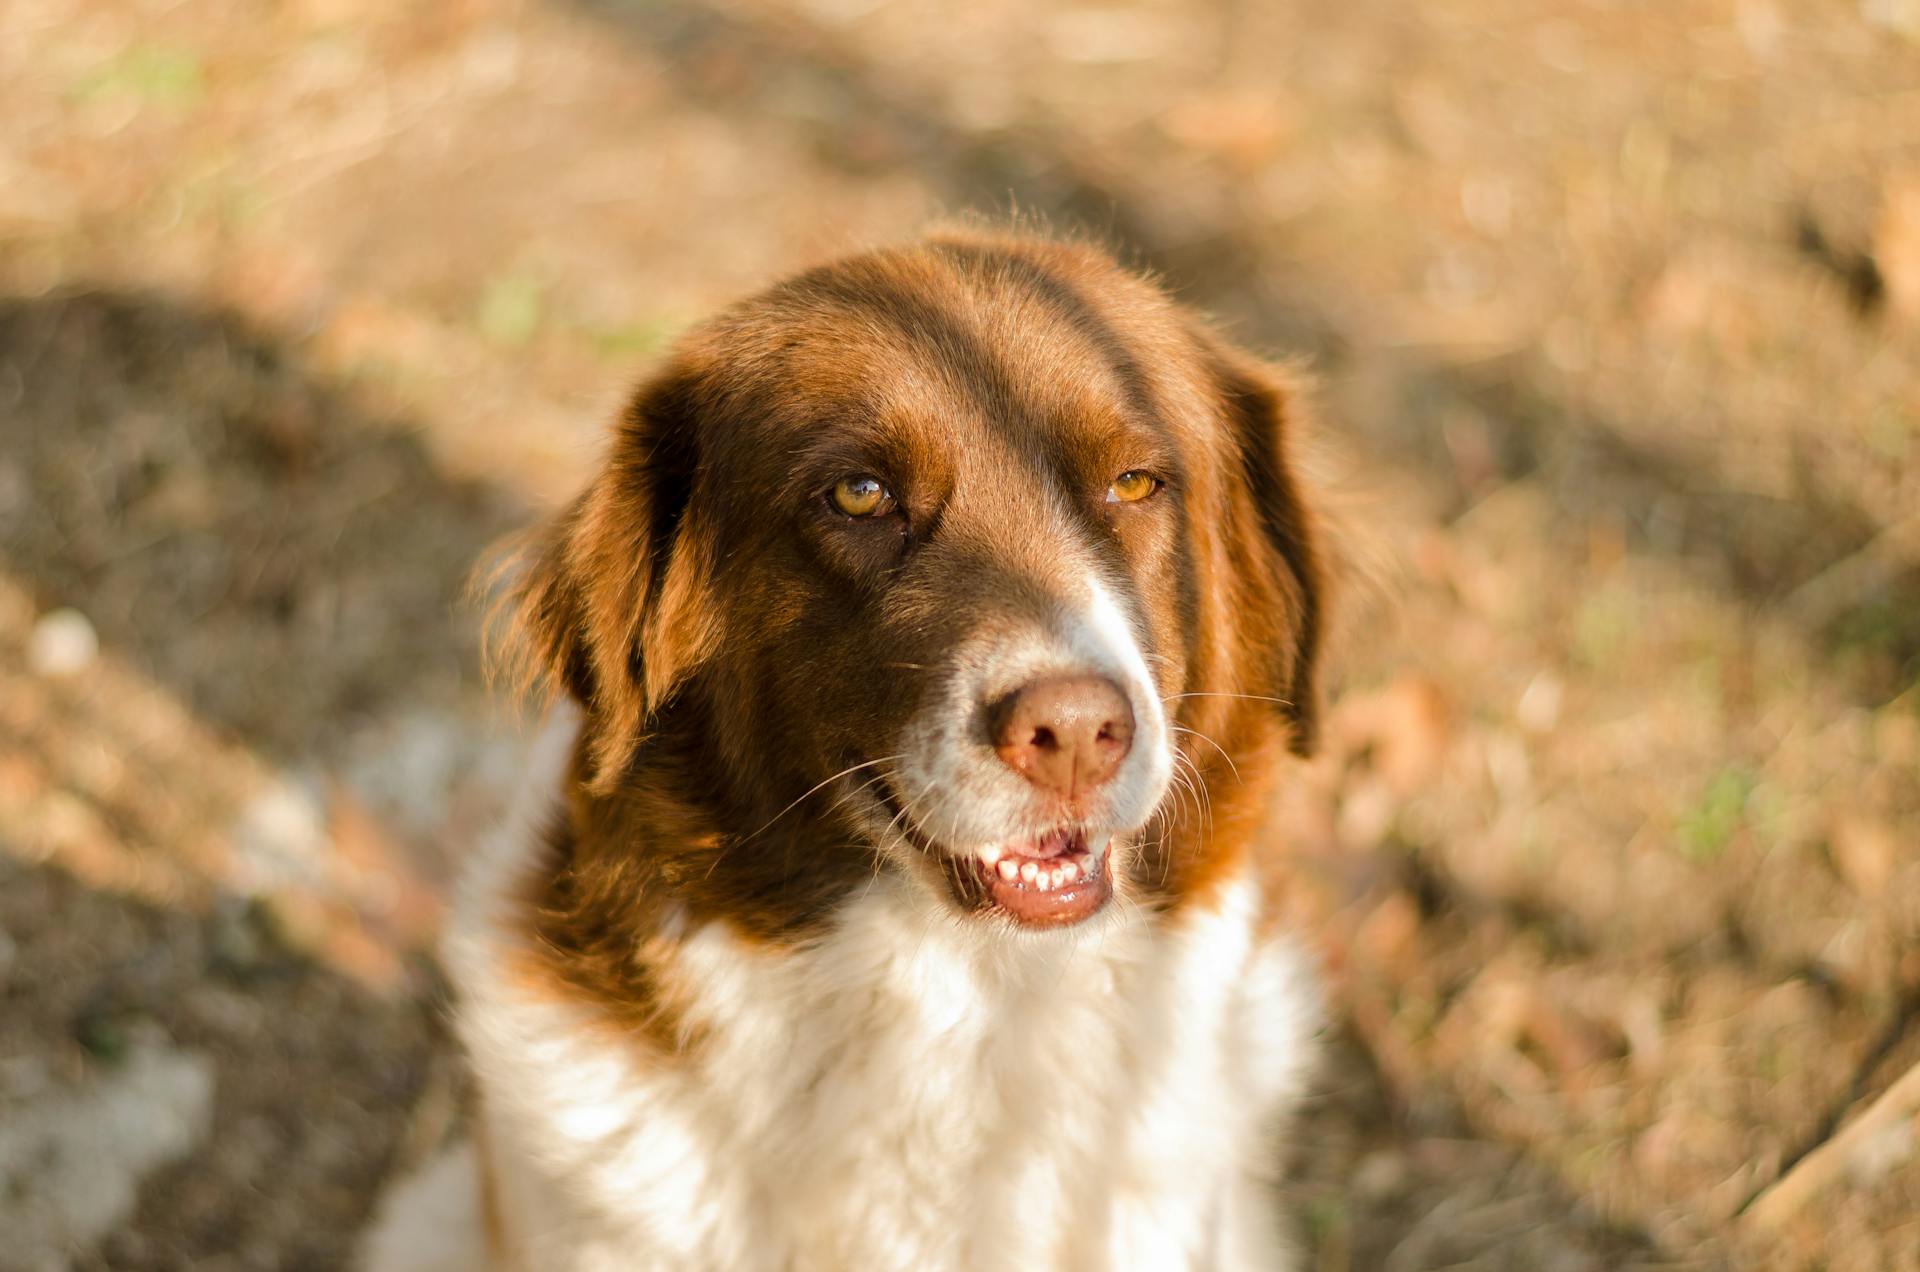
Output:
[990, 675, 1135, 804]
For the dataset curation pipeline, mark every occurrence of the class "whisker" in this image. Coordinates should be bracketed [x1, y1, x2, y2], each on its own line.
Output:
[737, 755, 904, 846]
[882, 774, 939, 850]
[1159, 768, 1190, 826]
[1166, 762, 1203, 843]
[879, 784, 931, 870]
[706, 756, 904, 883]
[1171, 750, 1215, 846]
[826, 772, 893, 832]
[1161, 691, 1295, 707]
[1171, 724, 1241, 785]
[1189, 752, 1218, 836]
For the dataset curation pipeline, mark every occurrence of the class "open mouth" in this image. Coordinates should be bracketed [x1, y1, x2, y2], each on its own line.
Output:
[961, 827, 1114, 928]
[869, 784, 1119, 930]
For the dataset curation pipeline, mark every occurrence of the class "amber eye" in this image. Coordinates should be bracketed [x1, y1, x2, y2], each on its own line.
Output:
[830, 474, 894, 518]
[1106, 470, 1160, 504]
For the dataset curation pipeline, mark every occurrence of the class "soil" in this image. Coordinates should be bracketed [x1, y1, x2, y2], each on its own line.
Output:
[2, 0, 1916, 1267]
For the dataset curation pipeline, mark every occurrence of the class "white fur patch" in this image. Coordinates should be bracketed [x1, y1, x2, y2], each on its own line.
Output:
[360, 709, 1319, 1272]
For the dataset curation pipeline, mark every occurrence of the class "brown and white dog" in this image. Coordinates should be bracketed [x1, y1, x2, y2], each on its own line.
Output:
[361, 230, 1338, 1271]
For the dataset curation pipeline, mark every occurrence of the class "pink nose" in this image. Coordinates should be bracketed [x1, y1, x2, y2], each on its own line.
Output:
[990, 675, 1134, 805]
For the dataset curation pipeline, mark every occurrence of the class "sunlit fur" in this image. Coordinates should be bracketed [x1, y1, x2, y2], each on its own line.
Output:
[365, 704, 1320, 1271]
[360, 230, 1340, 1271]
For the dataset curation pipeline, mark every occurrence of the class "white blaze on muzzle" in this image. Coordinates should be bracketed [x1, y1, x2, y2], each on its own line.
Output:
[888, 569, 1174, 857]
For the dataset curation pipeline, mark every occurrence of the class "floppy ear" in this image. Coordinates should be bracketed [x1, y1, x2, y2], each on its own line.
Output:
[1205, 339, 1332, 757]
[486, 362, 719, 789]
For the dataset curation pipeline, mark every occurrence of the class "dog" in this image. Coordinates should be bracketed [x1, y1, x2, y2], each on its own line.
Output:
[361, 229, 1340, 1271]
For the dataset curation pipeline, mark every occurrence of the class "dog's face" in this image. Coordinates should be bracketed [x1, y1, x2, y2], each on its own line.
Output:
[507, 234, 1328, 935]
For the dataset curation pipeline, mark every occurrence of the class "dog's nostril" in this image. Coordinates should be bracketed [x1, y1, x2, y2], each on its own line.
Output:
[990, 675, 1135, 803]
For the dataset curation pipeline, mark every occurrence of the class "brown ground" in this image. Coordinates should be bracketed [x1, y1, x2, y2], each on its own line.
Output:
[2, 0, 1917, 1268]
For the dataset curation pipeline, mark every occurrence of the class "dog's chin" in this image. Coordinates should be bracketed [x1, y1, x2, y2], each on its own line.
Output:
[939, 827, 1116, 929]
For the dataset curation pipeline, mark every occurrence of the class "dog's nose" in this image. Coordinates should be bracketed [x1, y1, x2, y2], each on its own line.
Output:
[990, 675, 1134, 803]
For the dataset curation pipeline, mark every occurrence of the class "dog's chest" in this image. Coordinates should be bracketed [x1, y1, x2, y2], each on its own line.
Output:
[475, 877, 1316, 1271]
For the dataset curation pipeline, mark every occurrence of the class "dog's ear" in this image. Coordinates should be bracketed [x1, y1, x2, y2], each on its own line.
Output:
[486, 360, 719, 789]
[1203, 338, 1333, 757]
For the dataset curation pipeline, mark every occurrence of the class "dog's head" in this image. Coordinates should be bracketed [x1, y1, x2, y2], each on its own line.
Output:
[501, 232, 1330, 935]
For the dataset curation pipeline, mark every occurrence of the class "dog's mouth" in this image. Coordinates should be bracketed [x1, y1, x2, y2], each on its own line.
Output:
[944, 827, 1115, 929]
[866, 780, 1120, 929]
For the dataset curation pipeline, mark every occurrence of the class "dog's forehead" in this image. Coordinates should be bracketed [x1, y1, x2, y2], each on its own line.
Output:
[707, 245, 1203, 458]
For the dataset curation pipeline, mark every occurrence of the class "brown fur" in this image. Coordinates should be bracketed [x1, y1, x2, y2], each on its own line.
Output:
[486, 229, 1337, 1038]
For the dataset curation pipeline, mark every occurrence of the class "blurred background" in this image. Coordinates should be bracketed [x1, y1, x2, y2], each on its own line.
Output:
[2, 0, 1918, 1267]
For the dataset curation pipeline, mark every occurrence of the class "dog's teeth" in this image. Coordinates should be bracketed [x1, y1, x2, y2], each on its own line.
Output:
[994, 843, 1103, 891]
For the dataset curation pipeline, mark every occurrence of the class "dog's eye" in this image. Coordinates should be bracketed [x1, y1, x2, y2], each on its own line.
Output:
[830, 475, 895, 518]
[1106, 470, 1161, 504]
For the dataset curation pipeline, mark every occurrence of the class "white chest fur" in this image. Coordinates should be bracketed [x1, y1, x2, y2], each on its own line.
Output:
[374, 717, 1320, 1272]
